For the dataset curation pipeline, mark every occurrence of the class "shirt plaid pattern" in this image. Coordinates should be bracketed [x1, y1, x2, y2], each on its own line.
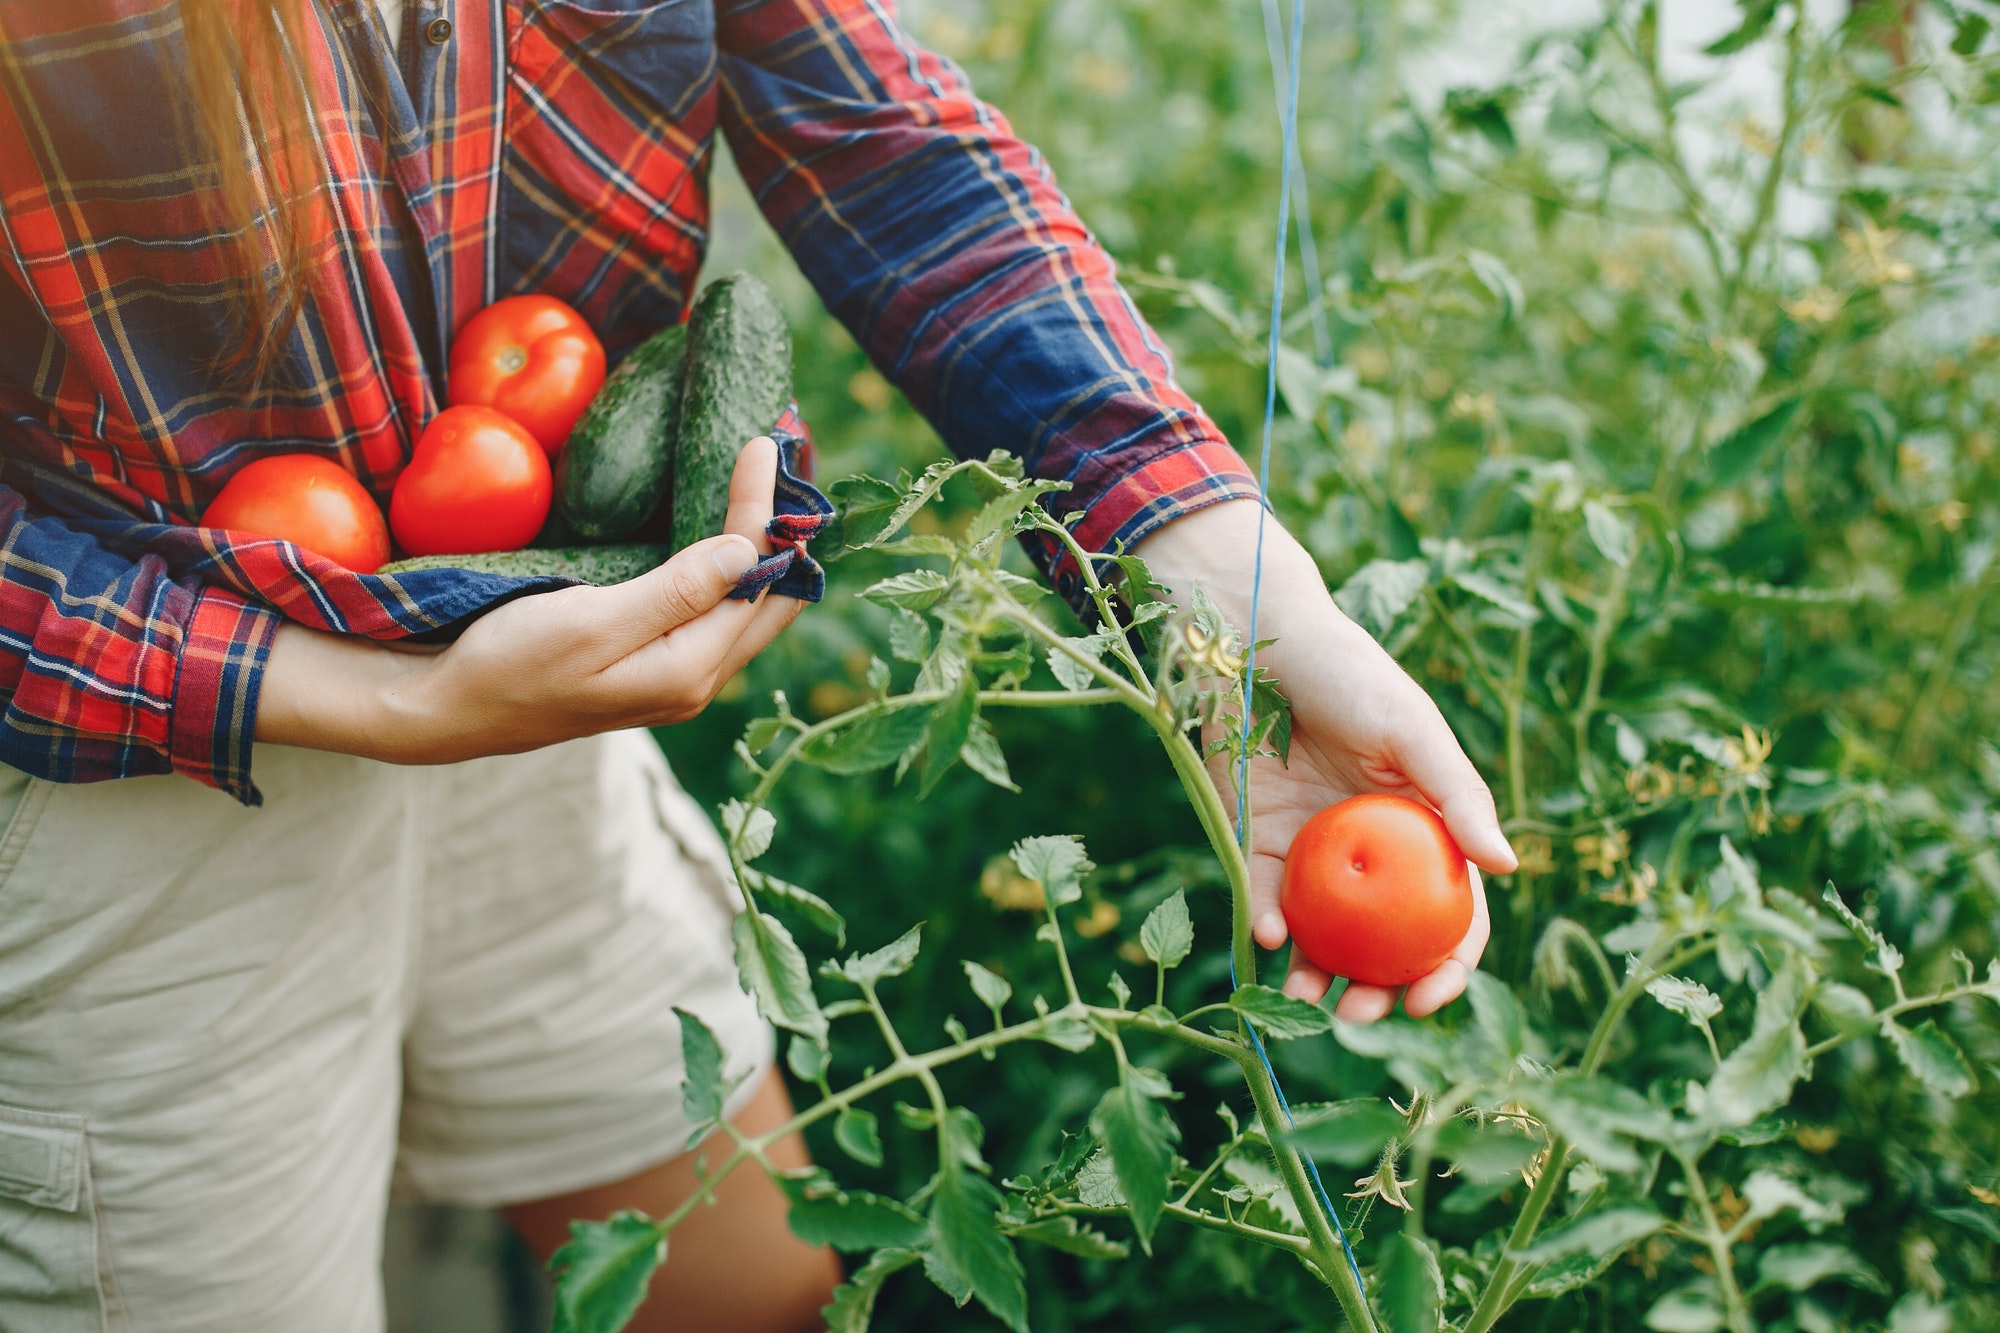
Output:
[0, 0, 1256, 803]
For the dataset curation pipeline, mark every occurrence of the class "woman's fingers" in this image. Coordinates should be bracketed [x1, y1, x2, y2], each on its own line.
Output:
[1403, 867, 1492, 1018]
[1333, 980, 1403, 1024]
[724, 436, 780, 554]
[1391, 698, 1518, 875]
[592, 534, 763, 656]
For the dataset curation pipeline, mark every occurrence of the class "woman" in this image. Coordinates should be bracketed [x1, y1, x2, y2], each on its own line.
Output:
[0, 2, 1516, 1329]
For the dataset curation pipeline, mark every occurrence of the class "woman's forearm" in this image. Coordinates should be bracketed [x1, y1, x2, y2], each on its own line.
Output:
[254, 622, 432, 761]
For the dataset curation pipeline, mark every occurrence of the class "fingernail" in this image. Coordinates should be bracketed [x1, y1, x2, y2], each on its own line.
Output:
[712, 537, 759, 580]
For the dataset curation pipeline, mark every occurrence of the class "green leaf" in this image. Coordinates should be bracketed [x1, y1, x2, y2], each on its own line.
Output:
[911, 676, 978, 797]
[825, 474, 904, 552]
[927, 1155, 1028, 1331]
[1584, 499, 1635, 569]
[1139, 890, 1193, 970]
[887, 608, 930, 663]
[743, 867, 845, 946]
[786, 1033, 828, 1083]
[1645, 1280, 1726, 1332]
[965, 478, 1068, 552]
[835, 1108, 885, 1168]
[823, 924, 924, 988]
[779, 1173, 928, 1252]
[1090, 1069, 1180, 1251]
[1531, 1076, 1672, 1172]
[1753, 1241, 1887, 1294]
[1465, 249, 1525, 321]
[1046, 635, 1108, 691]
[1286, 1099, 1403, 1167]
[800, 704, 932, 776]
[959, 716, 1017, 792]
[1707, 397, 1800, 487]
[1703, 0, 1778, 55]
[1334, 558, 1430, 638]
[1228, 984, 1334, 1040]
[1454, 570, 1541, 625]
[549, 1211, 667, 1333]
[1647, 975, 1723, 1024]
[1952, 11, 1989, 56]
[1704, 1017, 1808, 1127]
[821, 1247, 920, 1333]
[1373, 1232, 1444, 1333]
[1883, 1019, 1976, 1098]
[732, 912, 827, 1044]
[1434, 1116, 1538, 1184]
[1467, 971, 1528, 1063]
[1010, 835, 1092, 908]
[1517, 1206, 1665, 1263]
[1006, 1216, 1130, 1261]
[963, 960, 1013, 1015]
[720, 799, 775, 861]
[673, 1007, 734, 1144]
[862, 568, 952, 610]
[1935, 1204, 2000, 1243]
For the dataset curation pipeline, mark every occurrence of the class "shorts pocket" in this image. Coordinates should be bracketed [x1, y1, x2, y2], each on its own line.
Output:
[0, 1105, 108, 1332]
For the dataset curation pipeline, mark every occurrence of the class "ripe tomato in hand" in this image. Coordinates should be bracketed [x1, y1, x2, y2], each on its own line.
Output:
[1280, 793, 1473, 988]
[202, 455, 390, 573]
[390, 406, 551, 556]
[448, 295, 606, 456]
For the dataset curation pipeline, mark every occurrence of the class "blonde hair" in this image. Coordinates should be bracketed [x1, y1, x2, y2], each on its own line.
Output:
[176, 0, 320, 384]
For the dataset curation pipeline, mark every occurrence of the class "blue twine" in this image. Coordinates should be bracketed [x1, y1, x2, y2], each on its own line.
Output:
[1260, 0, 1333, 368]
[1232, 0, 1367, 1293]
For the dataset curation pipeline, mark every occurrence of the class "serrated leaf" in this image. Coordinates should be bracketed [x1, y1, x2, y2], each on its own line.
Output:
[1454, 569, 1541, 624]
[1010, 835, 1092, 908]
[1036, 1014, 1097, 1052]
[966, 479, 1067, 552]
[1741, 1169, 1842, 1226]
[1705, 1020, 1808, 1126]
[1467, 971, 1527, 1063]
[1531, 1076, 1673, 1172]
[1287, 1099, 1403, 1167]
[1584, 499, 1635, 568]
[927, 1155, 1028, 1331]
[1646, 1280, 1726, 1332]
[887, 608, 931, 664]
[1811, 981, 1877, 1037]
[823, 924, 924, 988]
[835, 1107, 884, 1167]
[1229, 984, 1334, 1039]
[1647, 975, 1723, 1024]
[1374, 1232, 1444, 1333]
[1076, 1151, 1125, 1208]
[549, 1212, 667, 1333]
[732, 912, 827, 1043]
[960, 716, 1017, 792]
[863, 568, 952, 610]
[1883, 1019, 1976, 1097]
[1006, 1216, 1130, 1260]
[780, 1173, 928, 1252]
[1517, 1205, 1664, 1263]
[800, 704, 932, 777]
[1090, 1070, 1179, 1251]
[821, 1247, 919, 1333]
[721, 799, 776, 861]
[1334, 558, 1431, 637]
[1046, 637, 1106, 691]
[1139, 890, 1193, 970]
[917, 677, 979, 797]
[743, 867, 845, 946]
[674, 1007, 732, 1143]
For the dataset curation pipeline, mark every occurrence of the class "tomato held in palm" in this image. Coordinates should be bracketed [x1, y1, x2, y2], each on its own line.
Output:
[448, 295, 606, 456]
[1280, 793, 1473, 988]
[390, 406, 552, 556]
[201, 455, 390, 573]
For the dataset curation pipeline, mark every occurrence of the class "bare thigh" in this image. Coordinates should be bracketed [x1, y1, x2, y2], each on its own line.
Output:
[504, 1069, 842, 1333]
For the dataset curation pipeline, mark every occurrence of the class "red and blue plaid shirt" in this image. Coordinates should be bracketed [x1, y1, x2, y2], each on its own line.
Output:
[0, 0, 1255, 804]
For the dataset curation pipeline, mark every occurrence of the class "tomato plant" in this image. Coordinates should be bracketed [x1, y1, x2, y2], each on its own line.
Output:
[448, 294, 605, 455]
[201, 454, 389, 573]
[389, 405, 551, 556]
[1281, 794, 1472, 987]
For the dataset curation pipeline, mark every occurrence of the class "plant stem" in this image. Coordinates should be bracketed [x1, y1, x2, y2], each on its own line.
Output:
[1675, 1148, 1756, 1333]
[1042, 1199, 1310, 1254]
[1891, 555, 1995, 769]
[1804, 982, 1990, 1060]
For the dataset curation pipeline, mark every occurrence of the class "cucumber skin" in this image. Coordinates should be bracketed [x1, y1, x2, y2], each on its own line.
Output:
[555, 323, 688, 540]
[379, 544, 669, 586]
[670, 273, 793, 554]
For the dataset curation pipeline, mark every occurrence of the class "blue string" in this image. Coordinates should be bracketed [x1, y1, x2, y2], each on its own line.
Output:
[1260, 0, 1333, 368]
[1231, 0, 1367, 1293]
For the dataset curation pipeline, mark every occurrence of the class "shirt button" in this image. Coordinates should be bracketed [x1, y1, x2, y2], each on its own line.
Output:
[424, 16, 453, 44]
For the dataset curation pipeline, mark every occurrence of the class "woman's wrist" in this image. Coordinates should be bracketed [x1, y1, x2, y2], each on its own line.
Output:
[1131, 499, 1341, 636]
[255, 622, 437, 761]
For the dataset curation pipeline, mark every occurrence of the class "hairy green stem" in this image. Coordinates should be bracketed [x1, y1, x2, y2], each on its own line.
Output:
[1043, 1199, 1310, 1254]
[1676, 1148, 1756, 1333]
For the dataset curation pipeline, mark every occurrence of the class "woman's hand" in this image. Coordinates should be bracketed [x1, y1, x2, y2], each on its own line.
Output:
[1132, 499, 1517, 1022]
[257, 436, 803, 763]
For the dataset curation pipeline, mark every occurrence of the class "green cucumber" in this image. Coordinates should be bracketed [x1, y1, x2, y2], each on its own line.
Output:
[670, 272, 793, 553]
[379, 544, 669, 586]
[554, 323, 688, 540]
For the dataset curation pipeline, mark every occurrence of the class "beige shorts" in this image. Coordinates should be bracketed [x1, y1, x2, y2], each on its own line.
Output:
[0, 732, 774, 1332]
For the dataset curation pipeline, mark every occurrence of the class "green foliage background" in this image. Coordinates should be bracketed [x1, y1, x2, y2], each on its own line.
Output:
[658, 1, 2000, 1328]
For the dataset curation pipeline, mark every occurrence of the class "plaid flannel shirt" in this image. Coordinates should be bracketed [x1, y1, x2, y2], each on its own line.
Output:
[0, 0, 1256, 804]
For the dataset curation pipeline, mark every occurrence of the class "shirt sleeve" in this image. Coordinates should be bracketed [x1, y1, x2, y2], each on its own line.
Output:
[0, 481, 278, 804]
[713, 0, 1259, 602]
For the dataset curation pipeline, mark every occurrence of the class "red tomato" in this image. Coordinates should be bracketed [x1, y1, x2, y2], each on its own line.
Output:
[389, 406, 552, 556]
[448, 295, 606, 456]
[1280, 794, 1473, 988]
[202, 455, 390, 573]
